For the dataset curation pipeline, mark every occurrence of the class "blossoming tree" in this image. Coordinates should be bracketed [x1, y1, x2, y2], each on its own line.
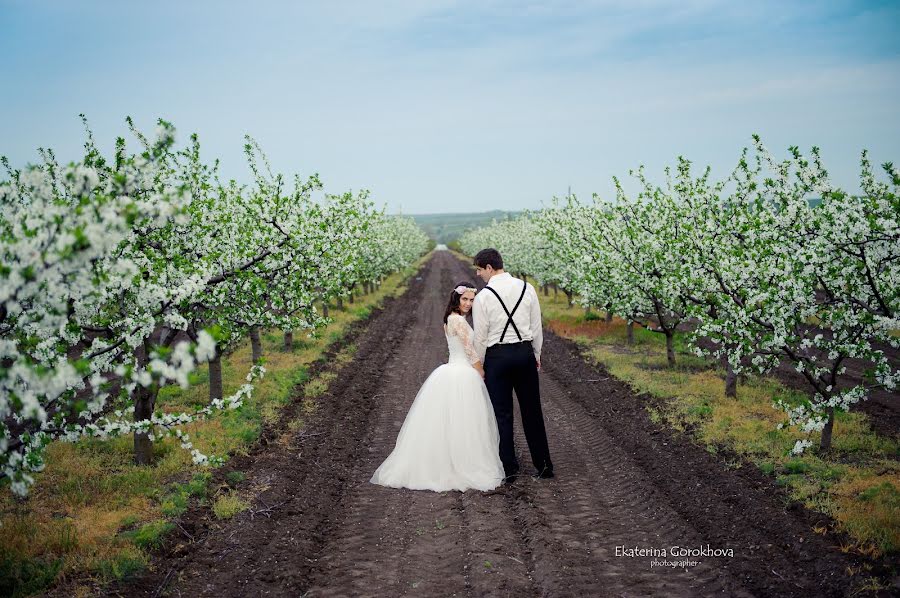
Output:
[1, 118, 430, 494]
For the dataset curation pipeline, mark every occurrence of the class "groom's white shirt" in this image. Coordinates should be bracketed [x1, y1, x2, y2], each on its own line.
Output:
[472, 272, 543, 363]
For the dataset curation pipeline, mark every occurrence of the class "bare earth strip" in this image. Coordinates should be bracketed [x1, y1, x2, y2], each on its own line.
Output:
[111, 251, 880, 597]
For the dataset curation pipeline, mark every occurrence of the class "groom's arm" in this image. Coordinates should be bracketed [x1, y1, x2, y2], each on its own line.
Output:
[472, 295, 489, 363]
[528, 284, 543, 365]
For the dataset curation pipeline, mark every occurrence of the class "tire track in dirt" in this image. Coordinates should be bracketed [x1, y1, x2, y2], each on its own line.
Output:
[111, 251, 883, 597]
[303, 250, 537, 597]
[440, 254, 750, 597]
[506, 376, 747, 596]
[302, 252, 470, 596]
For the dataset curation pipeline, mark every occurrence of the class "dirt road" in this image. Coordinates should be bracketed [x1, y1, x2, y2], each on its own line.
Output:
[113, 251, 885, 597]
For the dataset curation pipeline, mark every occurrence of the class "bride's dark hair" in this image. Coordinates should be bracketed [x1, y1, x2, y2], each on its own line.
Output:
[443, 280, 476, 324]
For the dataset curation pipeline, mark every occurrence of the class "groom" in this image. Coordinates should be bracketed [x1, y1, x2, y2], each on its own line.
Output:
[472, 248, 554, 480]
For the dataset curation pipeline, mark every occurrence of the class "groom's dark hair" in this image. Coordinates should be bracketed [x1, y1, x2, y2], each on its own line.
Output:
[473, 248, 503, 270]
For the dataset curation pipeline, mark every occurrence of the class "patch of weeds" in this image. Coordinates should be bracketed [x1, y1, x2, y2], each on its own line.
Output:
[304, 372, 336, 398]
[49, 520, 78, 553]
[858, 481, 899, 504]
[0, 555, 63, 598]
[122, 520, 174, 550]
[160, 472, 211, 517]
[775, 474, 806, 489]
[97, 548, 146, 581]
[212, 492, 249, 520]
[687, 402, 713, 420]
[225, 471, 246, 486]
[783, 460, 811, 475]
[159, 491, 187, 518]
[757, 461, 776, 476]
[335, 343, 358, 365]
[189, 472, 211, 495]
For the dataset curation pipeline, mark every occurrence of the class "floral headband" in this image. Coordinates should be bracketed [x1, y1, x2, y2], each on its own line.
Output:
[454, 285, 477, 295]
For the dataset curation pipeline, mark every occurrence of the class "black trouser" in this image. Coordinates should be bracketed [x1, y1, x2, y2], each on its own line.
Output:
[484, 341, 553, 476]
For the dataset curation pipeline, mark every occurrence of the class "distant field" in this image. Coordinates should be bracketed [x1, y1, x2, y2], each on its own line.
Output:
[407, 210, 520, 243]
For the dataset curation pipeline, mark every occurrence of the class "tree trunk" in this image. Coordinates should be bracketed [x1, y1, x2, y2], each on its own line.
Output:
[626, 321, 634, 344]
[542, 284, 548, 296]
[133, 384, 157, 465]
[665, 331, 676, 366]
[249, 327, 262, 364]
[565, 290, 574, 308]
[584, 306, 592, 317]
[159, 326, 174, 347]
[820, 406, 835, 451]
[605, 310, 613, 323]
[724, 358, 737, 398]
[133, 341, 157, 465]
[553, 284, 558, 298]
[284, 330, 294, 351]
[208, 350, 223, 403]
[322, 301, 329, 318]
[337, 296, 344, 310]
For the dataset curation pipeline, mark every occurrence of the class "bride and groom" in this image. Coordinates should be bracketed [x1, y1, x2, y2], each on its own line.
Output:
[370, 248, 554, 492]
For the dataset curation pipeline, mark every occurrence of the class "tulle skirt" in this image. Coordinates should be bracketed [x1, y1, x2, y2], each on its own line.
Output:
[370, 361, 504, 492]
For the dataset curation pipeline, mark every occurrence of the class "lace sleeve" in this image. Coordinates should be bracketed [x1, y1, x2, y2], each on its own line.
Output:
[448, 315, 481, 365]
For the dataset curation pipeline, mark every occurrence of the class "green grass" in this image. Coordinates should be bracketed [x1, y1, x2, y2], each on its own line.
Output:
[96, 549, 146, 581]
[0, 555, 64, 598]
[121, 520, 174, 550]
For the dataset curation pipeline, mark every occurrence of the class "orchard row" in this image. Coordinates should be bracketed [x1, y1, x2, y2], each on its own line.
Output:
[1, 118, 429, 495]
[461, 137, 898, 453]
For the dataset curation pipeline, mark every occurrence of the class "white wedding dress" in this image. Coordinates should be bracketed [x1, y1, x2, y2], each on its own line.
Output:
[370, 313, 504, 492]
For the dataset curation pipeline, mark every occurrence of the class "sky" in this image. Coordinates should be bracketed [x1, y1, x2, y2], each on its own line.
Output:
[1, 0, 899, 214]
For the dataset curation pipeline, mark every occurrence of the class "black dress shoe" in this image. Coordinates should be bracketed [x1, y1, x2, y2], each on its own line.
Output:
[533, 468, 554, 479]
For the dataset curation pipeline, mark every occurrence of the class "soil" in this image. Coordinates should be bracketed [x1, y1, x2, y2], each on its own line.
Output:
[103, 251, 897, 597]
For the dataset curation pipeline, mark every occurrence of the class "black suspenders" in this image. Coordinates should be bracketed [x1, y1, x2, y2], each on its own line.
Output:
[483, 282, 528, 342]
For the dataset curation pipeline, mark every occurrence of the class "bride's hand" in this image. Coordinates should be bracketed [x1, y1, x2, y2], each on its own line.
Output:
[474, 362, 485, 379]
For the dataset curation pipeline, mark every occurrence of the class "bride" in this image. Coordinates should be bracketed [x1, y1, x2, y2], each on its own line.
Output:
[370, 282, 505, 492]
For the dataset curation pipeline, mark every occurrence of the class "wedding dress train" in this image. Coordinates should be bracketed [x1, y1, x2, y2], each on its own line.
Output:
[370, 313, 504, 492]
